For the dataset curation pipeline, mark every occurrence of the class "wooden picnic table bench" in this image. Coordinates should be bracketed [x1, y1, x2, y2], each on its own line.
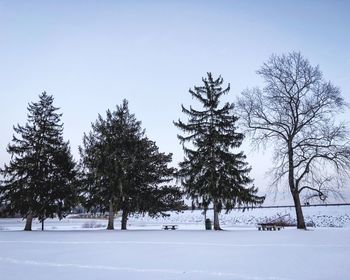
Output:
[257, 223, 284, 231]
[162, 225, 178, 230]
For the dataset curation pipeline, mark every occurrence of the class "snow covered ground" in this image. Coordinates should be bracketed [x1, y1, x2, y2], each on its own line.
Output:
[127, 205, 350, 229]
[0, 228, 349, 280]
[0, 206, 350, 280]
[1, 205, 350, 231]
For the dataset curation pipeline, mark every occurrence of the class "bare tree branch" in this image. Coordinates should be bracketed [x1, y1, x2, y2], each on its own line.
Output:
[237, 52, 350, 229]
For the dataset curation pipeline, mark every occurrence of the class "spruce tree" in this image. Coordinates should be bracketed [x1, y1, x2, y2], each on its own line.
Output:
[174, 73, 264, 230]
[119, 137, 185, 229]
[80, 100, 184, 230]
[80, 99, 142, 230]
[0, 92, 77, 231]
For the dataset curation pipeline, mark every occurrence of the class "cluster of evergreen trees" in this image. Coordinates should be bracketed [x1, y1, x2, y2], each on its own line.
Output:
[79, 100, 185, 230]
[0, 73, 264, 231]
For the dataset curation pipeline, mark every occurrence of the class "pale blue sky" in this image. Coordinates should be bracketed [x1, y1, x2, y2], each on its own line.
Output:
[1, 0, 350, 202]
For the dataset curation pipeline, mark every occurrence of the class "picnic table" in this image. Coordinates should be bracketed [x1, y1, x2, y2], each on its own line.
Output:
[162, 225, 178, 230]
[257, 214, 290, 231]
[257, 223, 283, 231]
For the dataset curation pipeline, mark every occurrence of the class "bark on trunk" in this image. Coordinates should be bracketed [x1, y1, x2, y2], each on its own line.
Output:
[24, 212, 33, 231]
[107, 198, 114, 230]
[213, 201, 222, 230]
[288, 141, 306, 230]
[292, 191, 306, 229]
[121, 209, 128, 230]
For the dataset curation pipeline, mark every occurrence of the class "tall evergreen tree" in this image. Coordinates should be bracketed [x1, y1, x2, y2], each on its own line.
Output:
[80, 100, 142, 230]
[174, 73, 264, 230]
[80, 100, 184, 230]
[119, 137, 185, 229]
[0, 92, 77, 231]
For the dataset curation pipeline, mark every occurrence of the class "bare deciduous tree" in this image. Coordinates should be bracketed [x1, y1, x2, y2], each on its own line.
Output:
[238, 52, 350, 229]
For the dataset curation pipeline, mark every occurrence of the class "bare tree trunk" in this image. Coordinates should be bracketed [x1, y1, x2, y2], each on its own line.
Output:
[24, 212, 33, 231]
[41, 219, 45, 231]
[292, 191, 306, 229]
[121, 209, 128, 230]
[213, 201, 222, 230]
[107, 197, 114, 230]
[288, 142, 306, 230]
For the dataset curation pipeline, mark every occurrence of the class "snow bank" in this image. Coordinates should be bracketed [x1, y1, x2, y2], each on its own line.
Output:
[1, 205, 350, 231]
[127, 205, 350, 229]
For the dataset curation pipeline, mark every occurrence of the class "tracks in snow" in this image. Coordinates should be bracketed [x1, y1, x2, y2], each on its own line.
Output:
[0, 257, 292, 280]
[0, 240, 348, 248]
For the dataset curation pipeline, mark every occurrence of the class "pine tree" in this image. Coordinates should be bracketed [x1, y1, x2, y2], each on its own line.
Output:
[119, 137, 185, 229]
[174, 73, 264, 230]
[0, 92, 77, 231]
[80, 99, 142, 230]
[80, 100, 185, 230]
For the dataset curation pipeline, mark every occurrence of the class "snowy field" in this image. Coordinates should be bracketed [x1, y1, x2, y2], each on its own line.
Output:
[1, 206, 350, 280]
[1, 228, 349, 280]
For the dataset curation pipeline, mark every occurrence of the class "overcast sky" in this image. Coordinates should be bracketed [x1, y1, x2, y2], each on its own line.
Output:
[1, 0, 350, 203]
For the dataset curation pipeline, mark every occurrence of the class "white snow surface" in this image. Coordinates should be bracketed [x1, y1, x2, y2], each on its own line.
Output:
[0, 228, 349, 280]
[4, 205, 350, 231]
[1, 206, 350, 280]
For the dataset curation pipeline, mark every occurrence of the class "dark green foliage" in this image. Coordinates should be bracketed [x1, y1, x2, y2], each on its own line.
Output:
[174, 73, 264, 216]
[79, 100, 143, 214]
[0, 92, 78, 228]
[121, 137, 185, 218]
[80, 100, 184, 229]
